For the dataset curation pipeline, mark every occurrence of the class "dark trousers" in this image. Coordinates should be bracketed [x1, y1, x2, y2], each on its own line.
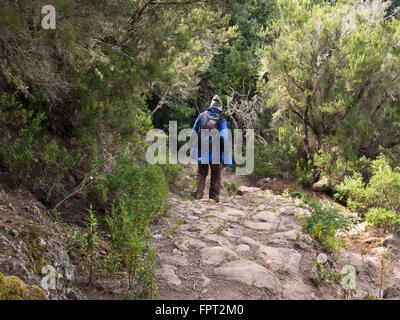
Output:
[194, 163, 222, 201]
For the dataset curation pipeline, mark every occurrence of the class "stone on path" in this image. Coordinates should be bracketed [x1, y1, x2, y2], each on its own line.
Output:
[201, 276, 211, 288]
[257, 246, 301, 276]
[253, 211, 279, 223]
[243, 221, 276, 232]
[214, 260, 282, 296]
[312, 177, 330, 192]
[208, 208, 247, 222]
[272, 230, 302, 241]
[360, 258, 378, 282]
[383, 230, 400, 250]
[159, 252, 188, 266]
[202, 234, 233, 249]
[268, 239, 291, 248]
[276, 206, 310, 217]
[200, 246, 238, 265]
[183, 221, 220, 236]
[237, 186, 261, 195]
[183, 238, 206, 249]
[316, 253, 329, 265]
[384, 282, 400, 299]
[235, 244, 251, 254]
[158, 265, 181, 286]
[254, 204, 266, 212]
[341, 221, 367, 237]
[238, 236, 263, 249]
[174, 241, 188, 251]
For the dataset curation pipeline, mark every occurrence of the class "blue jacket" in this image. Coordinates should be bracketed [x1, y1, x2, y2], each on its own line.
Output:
[190, 107, 233, 165]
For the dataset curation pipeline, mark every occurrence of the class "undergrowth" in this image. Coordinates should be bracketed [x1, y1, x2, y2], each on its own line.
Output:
[293, 193, 355, 252]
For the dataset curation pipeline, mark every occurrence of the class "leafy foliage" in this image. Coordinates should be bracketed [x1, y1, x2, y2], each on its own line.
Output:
[258, 0, 400, 181]
[0, 0, 234, 296]
[300, 197, 355, 252]
[296, 159, 313, 186]
[335, 154, 400, 232]
[335, 154, 400, 214]
[312, 262, 343, 287]
[365, 208, 400, 233]
[66, 206, 101, 285]
[223, 180, 239, 197]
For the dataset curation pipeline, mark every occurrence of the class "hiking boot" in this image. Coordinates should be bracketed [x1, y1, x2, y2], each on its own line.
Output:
[209, 195, 220, 203]
[193, 191, 203, 200]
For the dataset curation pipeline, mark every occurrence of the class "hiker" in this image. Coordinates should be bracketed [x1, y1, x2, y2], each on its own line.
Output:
[190, 95, 232, 201]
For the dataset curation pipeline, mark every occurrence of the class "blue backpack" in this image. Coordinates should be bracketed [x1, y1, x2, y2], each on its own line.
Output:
[196, 107, 224, 152]
[198, 107, 224, 131]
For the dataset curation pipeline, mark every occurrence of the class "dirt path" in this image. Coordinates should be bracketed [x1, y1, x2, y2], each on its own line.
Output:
[152, 168, 398, 300]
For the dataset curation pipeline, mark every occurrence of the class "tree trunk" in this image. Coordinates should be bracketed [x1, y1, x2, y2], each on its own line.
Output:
[303, 95, 313, 162]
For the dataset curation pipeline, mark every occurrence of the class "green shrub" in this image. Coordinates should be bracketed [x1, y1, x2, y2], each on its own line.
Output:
[106, 202, 147, 289]
[312, 262, 343, 287]
[334, 173, 368, 213]
[224, 181, 238, 196]
[313, 146, 353, 186]
[250, 140, 278, 180]
[106, 199, 158, 297]
[295, 159, 313, 186]
[99, 158, 168, 296]
[160, 162, 182, 185]
[0, 93, 45, 184]
[365, 208, 400, 233]
[0, 93, 82, 193]
[66, 205, 101, 285]
[365, 155, 400, 212]
[335, 154, 400, 216]
[301, 198, 355, 252]
[251, 126, 305, 180]
[181, 176, 196, 201]
[92, 156, 168, 213]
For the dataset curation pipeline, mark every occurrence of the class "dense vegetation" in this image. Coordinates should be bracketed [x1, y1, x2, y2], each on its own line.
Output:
[0, 0, 237, 297]
[0, 0, 400, 297]
[255, 0, 400, 234]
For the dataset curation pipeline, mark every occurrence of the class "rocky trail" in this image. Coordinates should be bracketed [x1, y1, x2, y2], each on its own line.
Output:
[2, 169, 400, 300]
[152, 169, 400, 300]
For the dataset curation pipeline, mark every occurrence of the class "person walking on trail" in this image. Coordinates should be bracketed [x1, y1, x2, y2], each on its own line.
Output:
[190, 95, 232, 202]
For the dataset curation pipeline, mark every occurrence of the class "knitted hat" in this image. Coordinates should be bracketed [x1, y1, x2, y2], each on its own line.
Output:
[210, 95, 223, 109]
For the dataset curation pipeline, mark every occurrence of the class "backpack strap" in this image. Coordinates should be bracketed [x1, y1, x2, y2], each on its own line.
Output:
[217, 117, 223, 131]
[198, 113, 205, 132]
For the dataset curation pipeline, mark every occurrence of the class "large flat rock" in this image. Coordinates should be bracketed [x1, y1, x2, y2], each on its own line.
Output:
[257, 246, 301, 276]
[208, 208, 247, 222]
[200, 246, 238, 265]
[183, 238, 207, 249]
[238, 236, 263, 248]
[253, 211, 279, 223]
[214, 260, 282, 296]
[202, 234, 233, 249]
[158, 265, 181, 286]
[243, 221, 276, 232]
[271, 230, 305, 241]
[159, 252, 188, 266]
[237, 186, 261, 195]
